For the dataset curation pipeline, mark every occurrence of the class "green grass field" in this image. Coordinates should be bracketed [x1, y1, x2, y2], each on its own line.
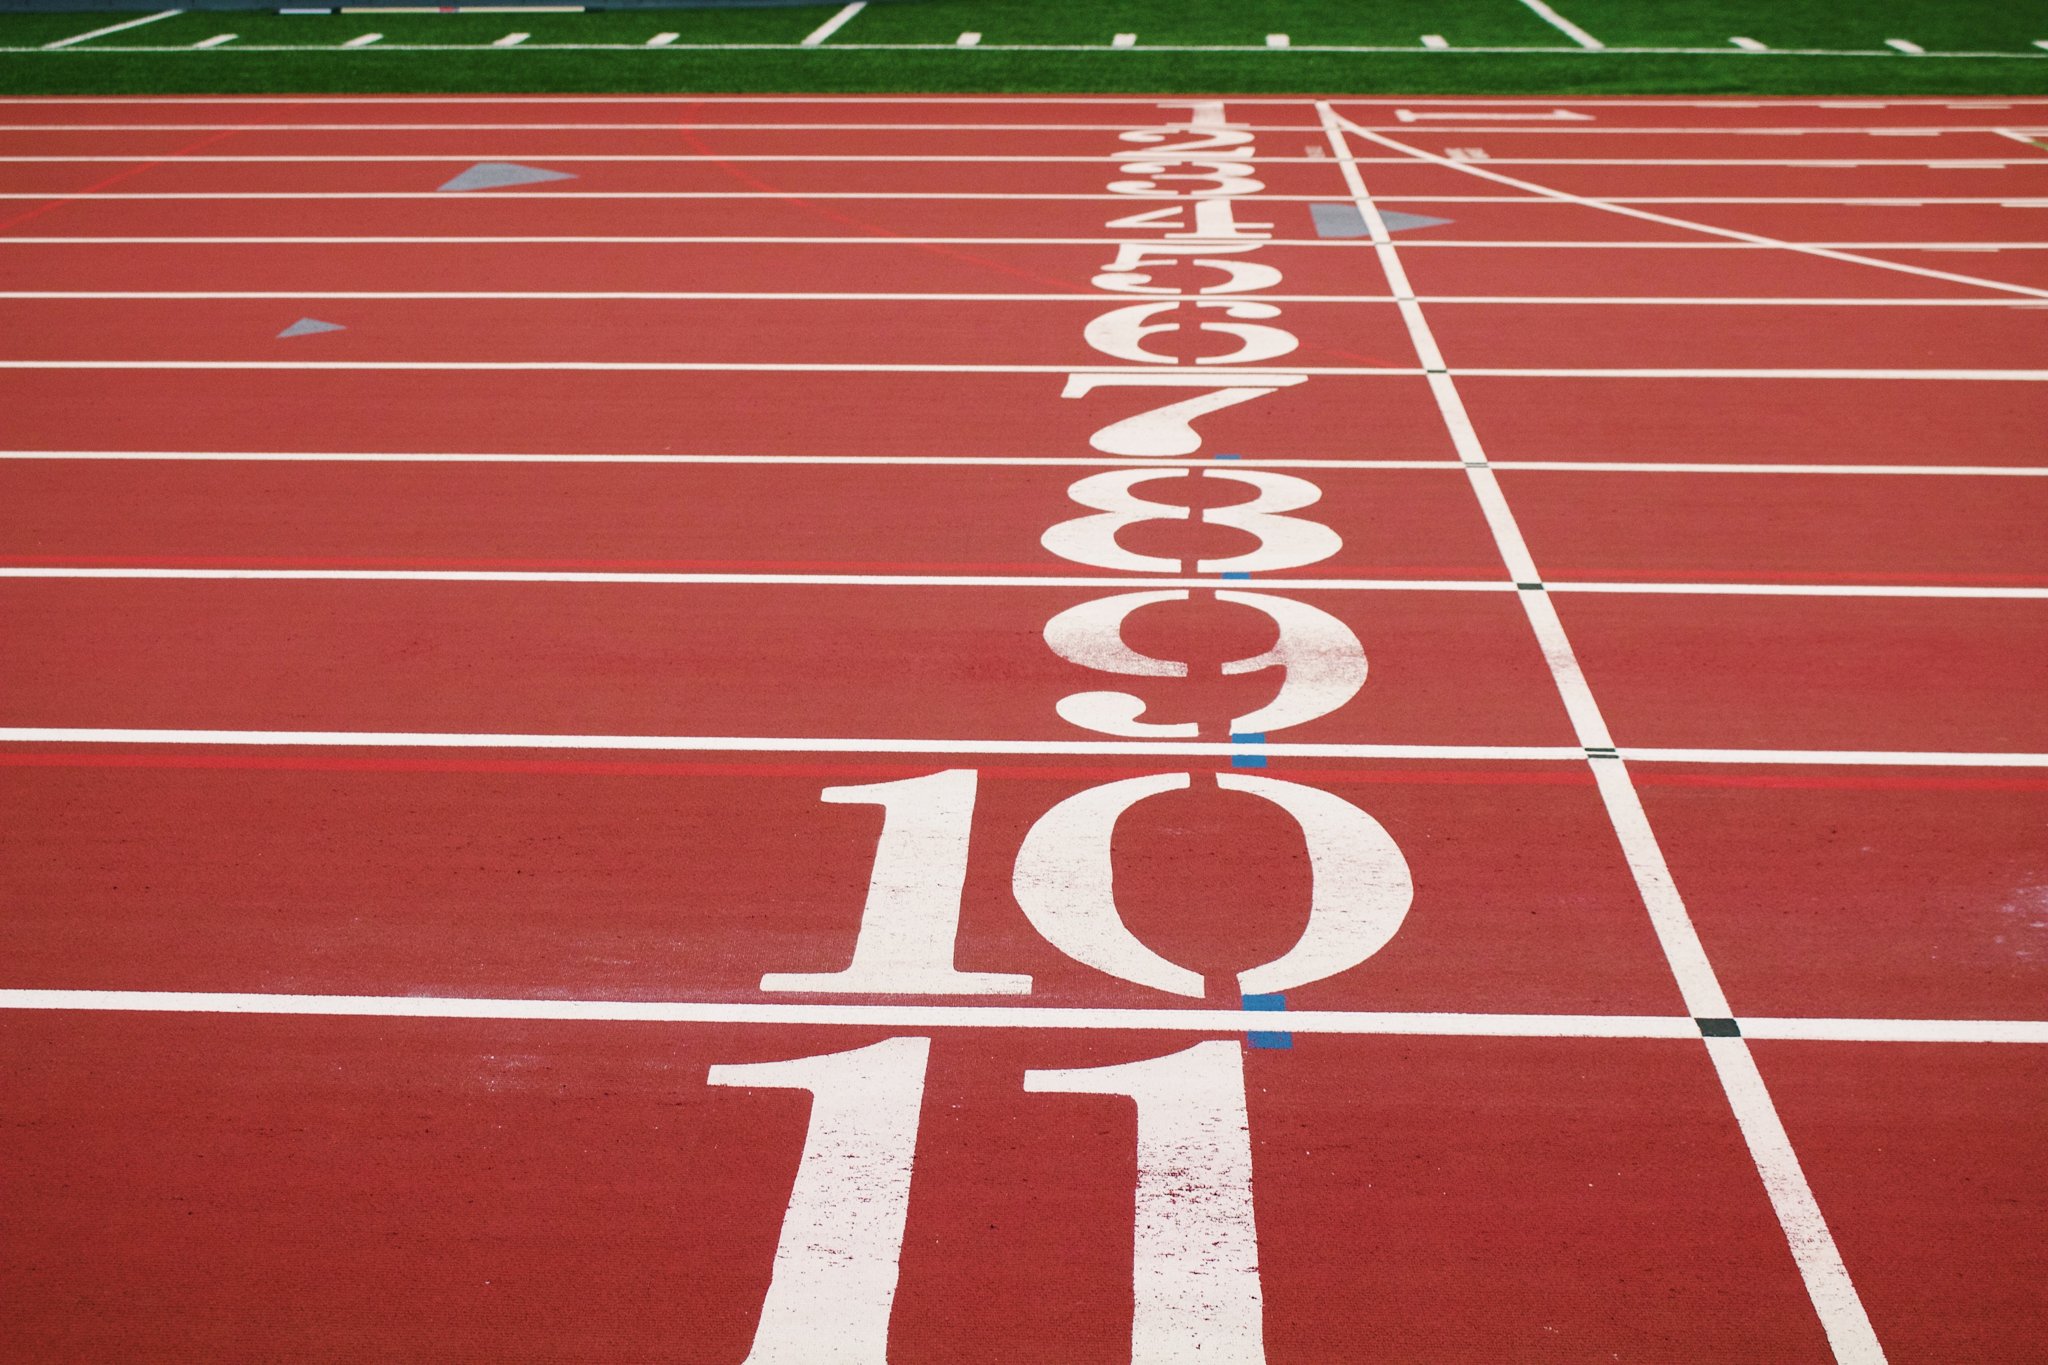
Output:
[3, 0, 2046, 95]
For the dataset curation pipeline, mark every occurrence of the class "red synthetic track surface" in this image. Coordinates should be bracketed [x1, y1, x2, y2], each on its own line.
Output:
[3, 94, 2046, 1363]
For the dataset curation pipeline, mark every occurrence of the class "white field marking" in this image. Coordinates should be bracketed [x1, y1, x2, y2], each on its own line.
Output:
[3, 726, 2043, 768]
[955, 31, 979, 47]
[0, 42, 2044, 58]
[2037, 40, 2048, 52]
[191, 33, 237, 49]
[1731, 37, 1768, 52]
[9, 568, 2041, 600]
[645, 32, 678, 47]
[1886, 39, 1926, 56]
[0, 990, 2037, 1043]
[342, 32, 382, 47]
[6, 452, 2046, 476]
[9, 292, 2044, 308]
[1514, 0, 1603, 49]
[1317, 99, 1887, 1364]
[799, 0, 865, 46]
[491, 32, 530, 47]
[43, 10, 181, 48]
[1326, 110, 2048, 302]
[1422, 34, 1449, 50]
[1266, 33, 1289, 48]
[1706, 1039, 1888, 1363]
[8, 362, 2046, 381]
[1111, 33, 1137, 48]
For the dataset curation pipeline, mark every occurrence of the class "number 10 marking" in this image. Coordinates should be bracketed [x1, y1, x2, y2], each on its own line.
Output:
[709, 1037, 1265, 1364]
[763, 769, 1413, 1000]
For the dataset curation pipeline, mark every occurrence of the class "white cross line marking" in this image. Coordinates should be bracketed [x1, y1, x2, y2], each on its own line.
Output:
[1316, 99, 1888, 1365]
[41, 9, 181, 48]
[0, 989, 2040, 1042]
[799, 1, 865, 46]
[1326, 109, 2048, 302]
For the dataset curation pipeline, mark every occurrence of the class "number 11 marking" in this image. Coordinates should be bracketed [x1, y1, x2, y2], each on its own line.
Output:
[711, 1038, 1267, 1363]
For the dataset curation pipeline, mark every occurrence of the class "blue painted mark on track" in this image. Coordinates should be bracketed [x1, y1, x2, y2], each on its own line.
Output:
[1243, 993, 1291, 1049]
[1231, 732, 1266, 769]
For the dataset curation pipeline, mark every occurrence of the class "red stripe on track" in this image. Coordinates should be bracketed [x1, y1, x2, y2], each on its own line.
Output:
[0, 578, 1574, 746]
[0, 461, 1503, 579]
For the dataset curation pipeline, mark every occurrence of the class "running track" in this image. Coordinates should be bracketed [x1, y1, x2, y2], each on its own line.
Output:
[2, 94, 2046, 1363]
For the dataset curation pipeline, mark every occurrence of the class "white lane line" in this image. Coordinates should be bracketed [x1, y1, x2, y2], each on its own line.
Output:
[0, 990, 2039, 1042]
[1316, 99, 1888, 1365]
[1111, 32, 1136, 48]
[799, 1, 864, 46]
[5, 726, 2045, 768]
[9, 291, 2044, 306]
[1422, 34, 1449, 50]
[1731, 37, 1768, 53]
[1515, 0, 1603, 49]
[43, 9, 181, 48]
[491, 31, 530, 47]
[0, 152, 2042, 167]
[956, 31, 980, 47]
[0, 568, 1516, 592]
[4, 41, 2047, 57]
[191, 33, 237, 48]
[1886, 39, 1927, 56]
[5, 362, 2045, 380]
[646, 32, 678, 47]
[0, 729, 1587, 761]
[1745, 1018, 2048, 1044]
[8, 235, 2048, 247]
[2, 118, 2039, 132]
[5, 451, 2045, 476]
[1325, 108, 2048, 302]
[8, 568, 2042, 600]
[342, 32, 383, 47]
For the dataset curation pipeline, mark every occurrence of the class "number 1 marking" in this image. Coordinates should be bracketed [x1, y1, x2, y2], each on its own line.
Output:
[707, 1037, 931, 1365]
[760, 770, 1031, 996]
[1025, 1041, 1267, 1364]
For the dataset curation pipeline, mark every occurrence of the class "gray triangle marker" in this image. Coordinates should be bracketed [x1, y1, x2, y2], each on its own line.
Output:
[1382, 210, 1454, 233]
[1310, 203, 1453, 237]
[437, 161, 577, 192]
[277, 317, 345, 339]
